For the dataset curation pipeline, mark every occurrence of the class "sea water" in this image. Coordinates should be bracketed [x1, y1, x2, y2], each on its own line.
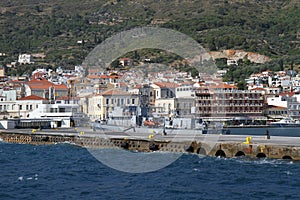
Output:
[229, 127, 300, 137]
[1, 142, 300, 200]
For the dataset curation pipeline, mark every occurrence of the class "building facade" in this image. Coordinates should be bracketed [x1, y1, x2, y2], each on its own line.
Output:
[195, 84, 264, 121]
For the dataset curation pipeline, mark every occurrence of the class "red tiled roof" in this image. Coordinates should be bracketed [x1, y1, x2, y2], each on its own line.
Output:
[135, 84, 142, 89]
[279, 92, 294, 97]
[119, 82, 128, 87]
[154, 82, 179, 88]
[98, 75, 122, 79]
[250, 88, 266, 91]
[101, 89, 130, 96]
[87, 75, 100, 79]
[26, 78, 67, 90]
[99, 75, 109, 79]
[119, 58, 131, 61]
[18, 95, 47, 101]
[108, 75, 122, 79]
[88, 69, 99, 73]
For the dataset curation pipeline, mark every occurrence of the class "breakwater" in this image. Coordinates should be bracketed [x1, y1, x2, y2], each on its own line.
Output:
[1, 130, 300, 160]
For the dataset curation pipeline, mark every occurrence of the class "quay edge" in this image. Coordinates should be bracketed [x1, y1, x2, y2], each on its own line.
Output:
[1, 131, 300, 161]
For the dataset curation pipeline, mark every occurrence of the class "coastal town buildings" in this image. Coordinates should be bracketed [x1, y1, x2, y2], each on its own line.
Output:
[195, 83, 264, 122]
[0, 53, 300, 129]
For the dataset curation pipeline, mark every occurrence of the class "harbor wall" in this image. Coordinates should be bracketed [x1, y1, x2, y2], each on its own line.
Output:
[1, 132, 300, 160]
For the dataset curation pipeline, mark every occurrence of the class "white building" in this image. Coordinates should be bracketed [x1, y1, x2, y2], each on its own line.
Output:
[27, 100, 81, 128]
[18, 54, 34, 64]
[175, 84, 195, 98]
[86, 89, 139, 121]
[267, 95, 289, 108]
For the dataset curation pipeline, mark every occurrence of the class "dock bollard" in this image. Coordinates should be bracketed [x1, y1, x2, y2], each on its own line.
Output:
[243, 136, 252, 144]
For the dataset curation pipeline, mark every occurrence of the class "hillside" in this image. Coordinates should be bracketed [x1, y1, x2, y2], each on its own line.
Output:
[0, 0, 299, 70]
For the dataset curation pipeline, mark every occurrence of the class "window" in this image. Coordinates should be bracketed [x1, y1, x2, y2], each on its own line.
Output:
[50, 108, 58, 113]
[132, 98, 135, 105]
[106, 99, 109, 105]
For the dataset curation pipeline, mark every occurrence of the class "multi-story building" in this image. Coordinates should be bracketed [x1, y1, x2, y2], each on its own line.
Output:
[87, 89, 139, 121]
[195, 83, 264, 121]
[155, 97, 195, 118]
[287, 96, 300, 119]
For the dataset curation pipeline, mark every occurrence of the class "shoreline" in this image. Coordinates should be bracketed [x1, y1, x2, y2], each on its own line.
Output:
[1, 128, 300, 160]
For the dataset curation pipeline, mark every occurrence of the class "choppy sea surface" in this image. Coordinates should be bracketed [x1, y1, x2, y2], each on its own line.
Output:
[1, 141, 300, 200]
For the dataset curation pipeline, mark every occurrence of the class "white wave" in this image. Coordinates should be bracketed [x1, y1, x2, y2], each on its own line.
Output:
[284, 170, 292, 175]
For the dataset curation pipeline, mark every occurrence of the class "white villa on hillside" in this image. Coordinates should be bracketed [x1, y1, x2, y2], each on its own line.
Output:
[18, 54, 34, 64]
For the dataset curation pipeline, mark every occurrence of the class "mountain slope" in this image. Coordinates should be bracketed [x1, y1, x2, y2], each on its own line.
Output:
[0, 0, 299, 68]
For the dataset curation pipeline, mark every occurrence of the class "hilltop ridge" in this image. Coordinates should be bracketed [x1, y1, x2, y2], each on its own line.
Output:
[0, 0, 299, 69]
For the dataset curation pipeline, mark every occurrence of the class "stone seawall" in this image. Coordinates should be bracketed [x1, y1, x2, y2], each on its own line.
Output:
[1, 131, 300, 160]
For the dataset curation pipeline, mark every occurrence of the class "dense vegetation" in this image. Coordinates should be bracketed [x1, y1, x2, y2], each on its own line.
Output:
[0, 0, 299, 80]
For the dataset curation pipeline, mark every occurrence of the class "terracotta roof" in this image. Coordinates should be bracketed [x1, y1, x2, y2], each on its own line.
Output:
[279, 92, 294, 97]
[101, 89, 130, 96]
[135, 84, 142, 89]
[119, 82, 128, 87]
[99, 75, 109, 79]
[250, 88, 266, 91]
[87, 75, 100, 79]
[154, 82, 179, 88]
[88, 69, 99, 73]
[26, 78, 67, 90]
[98, 75, 122, 79]
[18, 95, 47, 101]
[108, 75, 122, 79]
[119, 58, 131, 61]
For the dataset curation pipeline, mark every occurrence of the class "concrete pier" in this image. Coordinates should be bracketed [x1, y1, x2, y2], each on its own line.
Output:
[1, 128, 300, 160]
